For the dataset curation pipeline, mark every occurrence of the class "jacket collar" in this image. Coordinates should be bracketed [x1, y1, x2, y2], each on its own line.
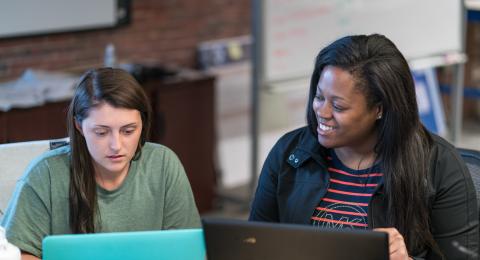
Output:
[286, 127, 328, 168]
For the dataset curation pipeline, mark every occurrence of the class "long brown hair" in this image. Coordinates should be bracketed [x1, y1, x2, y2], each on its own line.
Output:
[67, 67, 152, 233]
[306, 35, 439, 256]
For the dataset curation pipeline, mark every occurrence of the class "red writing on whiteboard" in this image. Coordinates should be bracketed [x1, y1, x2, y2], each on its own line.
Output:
[272, 5, 332, 25]
[274, 28, 307, 41]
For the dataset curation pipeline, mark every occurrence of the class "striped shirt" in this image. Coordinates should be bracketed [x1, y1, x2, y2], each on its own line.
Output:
[311, 150, 383, 229]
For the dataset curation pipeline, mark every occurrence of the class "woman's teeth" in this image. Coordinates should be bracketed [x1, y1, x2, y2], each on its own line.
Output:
[319, 123, 334, 131]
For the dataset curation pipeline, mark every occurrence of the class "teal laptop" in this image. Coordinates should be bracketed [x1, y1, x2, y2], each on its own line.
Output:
[42, 229, 205, 260]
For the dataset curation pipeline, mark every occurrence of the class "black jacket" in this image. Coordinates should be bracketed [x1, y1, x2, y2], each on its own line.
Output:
[249, 126, 478, 259]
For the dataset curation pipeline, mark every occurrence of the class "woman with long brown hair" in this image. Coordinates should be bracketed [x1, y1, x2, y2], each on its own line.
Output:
[250, 34, 478, 259]
[2, 68, 200, 260]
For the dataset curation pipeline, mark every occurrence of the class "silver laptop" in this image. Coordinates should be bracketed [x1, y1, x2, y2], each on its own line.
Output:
[202, 218, 388, 260]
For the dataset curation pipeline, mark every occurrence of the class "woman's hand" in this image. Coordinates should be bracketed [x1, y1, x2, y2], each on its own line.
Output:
[21, 252, 40, 260]
[374, 227, 412, 260]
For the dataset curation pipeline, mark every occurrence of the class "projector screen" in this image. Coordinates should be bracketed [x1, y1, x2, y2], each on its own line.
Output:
[0, 0, 130, 38]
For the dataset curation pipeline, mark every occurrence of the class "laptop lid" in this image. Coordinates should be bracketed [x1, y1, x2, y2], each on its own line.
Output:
[43, 228, 205, 260]
[202, 218, 389, 260]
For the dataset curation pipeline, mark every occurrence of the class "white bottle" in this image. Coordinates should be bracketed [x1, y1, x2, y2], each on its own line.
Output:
[104, 43, 117, 68]
[0, 227, 20, 260]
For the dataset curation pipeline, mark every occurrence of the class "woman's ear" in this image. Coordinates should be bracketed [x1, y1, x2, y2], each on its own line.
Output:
[74, 120, 84, 135]
[376, 105, 383, 120]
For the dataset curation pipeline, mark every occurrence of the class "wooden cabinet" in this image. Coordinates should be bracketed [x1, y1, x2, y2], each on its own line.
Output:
[143, 71, 217, 213]
[0, 101, 70, 143]
[0, 112, 6, 143]
[0, 69, 217, 213]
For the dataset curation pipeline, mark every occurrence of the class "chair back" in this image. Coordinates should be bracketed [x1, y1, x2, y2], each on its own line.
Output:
[0, 138, 68, 217]
[457, 148, 480, 215]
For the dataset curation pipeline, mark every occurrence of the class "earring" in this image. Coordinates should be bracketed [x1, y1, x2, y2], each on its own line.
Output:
[377, 114, 382, 119]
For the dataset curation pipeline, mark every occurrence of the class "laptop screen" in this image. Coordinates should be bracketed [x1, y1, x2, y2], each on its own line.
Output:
[202, 218, 389, 260]
[42, 228, 205, 260]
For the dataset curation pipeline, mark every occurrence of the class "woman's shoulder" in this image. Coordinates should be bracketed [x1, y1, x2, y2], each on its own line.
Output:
[428, 134, 470, 181]
[264, 126, 325, 165]
[141, 142, 177, 157]
[135, 143, 187, 185]
[430, 134, 462, 161]
[30, 145, 70, 167]
[140, 142, 182, 166]
[430, 134, 455, 149]
[21, 145, 70, 186]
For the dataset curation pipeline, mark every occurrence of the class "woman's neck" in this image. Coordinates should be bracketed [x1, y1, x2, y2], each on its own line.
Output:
[334, 144, 377, 171]
[94, 164, 130, 191]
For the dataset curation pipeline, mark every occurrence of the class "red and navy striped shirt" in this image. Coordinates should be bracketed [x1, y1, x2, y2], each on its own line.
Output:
[311, 150, 383, 229]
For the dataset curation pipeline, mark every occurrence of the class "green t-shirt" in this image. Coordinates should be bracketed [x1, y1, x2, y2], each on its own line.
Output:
[1, 142, 201, 257]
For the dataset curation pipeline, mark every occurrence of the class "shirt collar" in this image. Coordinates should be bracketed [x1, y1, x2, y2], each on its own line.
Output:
[286, 127, 328, 168]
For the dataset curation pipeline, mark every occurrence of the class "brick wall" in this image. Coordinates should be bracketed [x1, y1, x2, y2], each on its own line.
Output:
[0, 0, 251, 80]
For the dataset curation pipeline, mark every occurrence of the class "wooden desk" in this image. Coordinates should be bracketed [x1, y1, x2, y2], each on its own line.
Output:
[0, 69, 217, 213]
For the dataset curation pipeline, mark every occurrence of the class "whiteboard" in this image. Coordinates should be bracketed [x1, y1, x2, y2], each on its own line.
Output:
[0, 0, 124, 38]
[262, 0, 464, 84]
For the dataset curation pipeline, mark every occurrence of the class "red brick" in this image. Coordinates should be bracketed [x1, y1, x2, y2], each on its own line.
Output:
[0, 0, 251, 80]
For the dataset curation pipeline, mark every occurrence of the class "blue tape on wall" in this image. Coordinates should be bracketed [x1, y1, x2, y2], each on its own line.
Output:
[439, 85, 480, 99]
[468, 10, 480, 22]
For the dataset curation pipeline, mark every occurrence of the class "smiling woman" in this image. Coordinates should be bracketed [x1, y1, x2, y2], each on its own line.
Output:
[1, 68, 201, 260]
[312, 65, 380, 166]
[249, 34, 478, 260]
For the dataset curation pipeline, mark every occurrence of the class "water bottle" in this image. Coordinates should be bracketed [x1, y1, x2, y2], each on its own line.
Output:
[104, 43, 116, 68]
[0, 227, 20, 260]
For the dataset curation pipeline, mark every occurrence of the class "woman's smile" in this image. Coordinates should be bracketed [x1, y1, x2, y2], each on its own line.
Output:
[317, 122, 336, 135]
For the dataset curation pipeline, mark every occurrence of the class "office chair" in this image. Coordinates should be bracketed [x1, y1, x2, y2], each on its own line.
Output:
[457, 148, 480, 214]
[0, 138, 68, 218]
[457, 147, 480, 258]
